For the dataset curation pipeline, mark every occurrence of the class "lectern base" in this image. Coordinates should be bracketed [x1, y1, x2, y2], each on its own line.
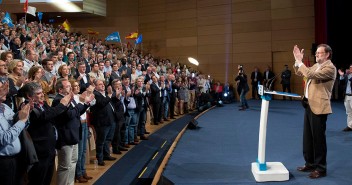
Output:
[251, 162, 289, 182]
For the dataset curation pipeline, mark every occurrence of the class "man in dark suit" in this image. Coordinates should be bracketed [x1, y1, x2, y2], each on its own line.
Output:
[18, 82, 71, 185]
[90, 79, 117, 166]
[118, 58, 131, 79]
[109, 62, 121, 85]
[139, 58, 148, 71]
[293, 44, 336, 179]
[250, 67, 262, 99]
[150, 75, 162, 125]
[75, 62, 91, 94]
[110, 79, 129, 154]
[80, 51, 91, 73]
[167, 74, 179, 119]
[144, 67, 153, 84]
[280, 65, 292, 100]
[134, 76, 150, 140]
[263, 66, 275, 90]
[52, 78, 92, 185]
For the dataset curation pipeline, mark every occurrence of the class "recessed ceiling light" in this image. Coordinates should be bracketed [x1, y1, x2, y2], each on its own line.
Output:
[57, 16, 61, 17]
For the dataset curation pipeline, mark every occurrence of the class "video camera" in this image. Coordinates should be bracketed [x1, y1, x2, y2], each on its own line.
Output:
[238, 65, 244, 75]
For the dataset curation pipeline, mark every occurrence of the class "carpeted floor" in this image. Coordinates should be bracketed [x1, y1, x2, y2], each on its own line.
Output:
[163, 100, 351, 185]
[94, 114, 198, 185]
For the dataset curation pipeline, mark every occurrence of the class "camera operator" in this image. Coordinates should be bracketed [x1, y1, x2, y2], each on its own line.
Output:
[235, 65, 249, 110]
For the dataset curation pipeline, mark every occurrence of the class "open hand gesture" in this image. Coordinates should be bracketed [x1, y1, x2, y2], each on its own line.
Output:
[293, 45, 304, 63]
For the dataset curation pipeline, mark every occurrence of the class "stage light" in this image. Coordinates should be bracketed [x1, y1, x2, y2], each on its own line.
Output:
[188, 57, 199, 66]
[224, 93, 228, 97]
[51, 0, 82, 12]
[217, 100, 224, 107]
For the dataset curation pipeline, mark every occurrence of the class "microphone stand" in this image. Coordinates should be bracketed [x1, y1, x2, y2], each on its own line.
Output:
[265, 71, 283, 91]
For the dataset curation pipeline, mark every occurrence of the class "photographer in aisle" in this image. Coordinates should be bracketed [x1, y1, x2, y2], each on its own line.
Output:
[235, 65, 249, 111]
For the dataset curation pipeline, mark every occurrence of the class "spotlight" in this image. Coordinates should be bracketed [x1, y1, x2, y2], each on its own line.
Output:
[188, 57, 199, 66]
[217, 100, 224, 107]
[224, 93, 228, 97]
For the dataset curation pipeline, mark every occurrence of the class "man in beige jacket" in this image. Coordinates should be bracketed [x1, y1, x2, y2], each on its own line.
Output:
[293, 44, 336, 179]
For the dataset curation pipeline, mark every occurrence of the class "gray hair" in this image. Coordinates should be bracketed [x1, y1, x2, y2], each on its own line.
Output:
[18, 82, 42, 98]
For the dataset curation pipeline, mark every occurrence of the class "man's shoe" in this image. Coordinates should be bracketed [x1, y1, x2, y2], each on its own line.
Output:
[239, 107, 246, 111]
[83, 173, 93, 180]
[297, 165, 315, 172]
[123, 144, 130, 148]
[103, 156, 117, 161]
[118, 147, 128, 151]
[164, 118, 169, 121]
[112, 150, 122, 154]
[342, 126, 352, 131]
[309, 170, 326, 179]
[140, 135, 148, 140]
[98, 161, 105, 166]
[76, 176, 88, 183]
[145, 131, 150, 134]
[134, 138, 140, 142]
[129, 142, 138, 145]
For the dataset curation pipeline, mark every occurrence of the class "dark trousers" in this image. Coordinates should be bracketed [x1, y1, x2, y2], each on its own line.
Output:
[28, 155, 55, 185]
[152, 101, 161, 124]
[0, 154, 23, 185]
[112, 116, 124, 151]
[303, 105, 327, 172]
[94, 124, 115, 162]
[138, 107, 147, 135]
[251, 84, 259, 99]
[169, 98, 176, 118]
[282, 84, 292, 100]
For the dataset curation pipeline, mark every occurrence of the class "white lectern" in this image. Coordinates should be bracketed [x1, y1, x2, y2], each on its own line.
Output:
[251, 84, 301, 182]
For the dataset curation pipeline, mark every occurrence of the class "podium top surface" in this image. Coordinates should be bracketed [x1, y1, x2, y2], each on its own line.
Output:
[264, 91, 301, 98]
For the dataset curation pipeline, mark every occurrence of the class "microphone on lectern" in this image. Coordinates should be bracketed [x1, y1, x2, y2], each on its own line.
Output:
[266, 71, 283, 91]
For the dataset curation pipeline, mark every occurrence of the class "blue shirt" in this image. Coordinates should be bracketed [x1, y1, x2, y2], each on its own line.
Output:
[340, 74, 352, 94]
[0, 103, 26, 156]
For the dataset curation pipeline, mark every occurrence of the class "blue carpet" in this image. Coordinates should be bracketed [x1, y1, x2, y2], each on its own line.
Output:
[94, 114, 197, 185]
[163, 100, 352, 185]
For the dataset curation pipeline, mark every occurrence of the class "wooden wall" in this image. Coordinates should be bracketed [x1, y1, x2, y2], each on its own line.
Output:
[2, 0, 315, 97]
[136, 0, 315, 97]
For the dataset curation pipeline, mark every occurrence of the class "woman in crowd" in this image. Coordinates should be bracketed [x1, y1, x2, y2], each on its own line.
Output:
[178, 78, 189, 115]
[57, 64, 70, 80]
[27, 66, 55, 104]
[70, 79, 94, 183]
[131, 67, 138, 85]
[7, 59, 26, 110]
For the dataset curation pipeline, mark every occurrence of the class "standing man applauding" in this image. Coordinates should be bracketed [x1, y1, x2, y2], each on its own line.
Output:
[293, 44, 336, 179]
[338, 64, 352, 131]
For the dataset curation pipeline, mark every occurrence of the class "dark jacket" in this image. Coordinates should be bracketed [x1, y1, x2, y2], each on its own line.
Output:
[4, 78, 19, 112]
[74, 73, 91, 94]
[250, 71, 263, 85]
[52, 94, 89, 148]
[27, 102, 67, 158]
[134, 86, 149, 112]
[90, 90, 116, 126]
[280, 69, 291, 85]
[150, 82, 161, 104]
[235, 74, 249, 94]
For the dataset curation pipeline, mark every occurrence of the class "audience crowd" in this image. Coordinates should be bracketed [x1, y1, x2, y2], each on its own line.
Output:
[0, 13, 222, 185]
